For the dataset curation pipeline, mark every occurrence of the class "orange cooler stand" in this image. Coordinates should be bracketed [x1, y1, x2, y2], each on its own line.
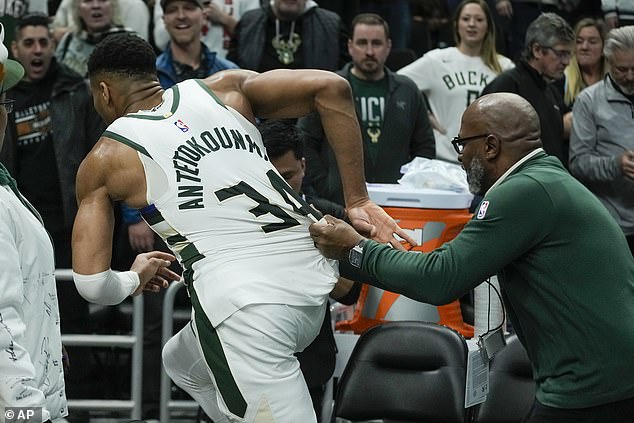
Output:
[335, 184, 475, 338]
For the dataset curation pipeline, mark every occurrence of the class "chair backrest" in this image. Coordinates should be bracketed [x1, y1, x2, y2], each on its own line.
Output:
[333, 321, 470, 423]
[474, 334, 536, 423]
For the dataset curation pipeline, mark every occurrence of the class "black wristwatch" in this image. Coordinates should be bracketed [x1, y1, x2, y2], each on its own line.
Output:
[348, 239, 368, 268]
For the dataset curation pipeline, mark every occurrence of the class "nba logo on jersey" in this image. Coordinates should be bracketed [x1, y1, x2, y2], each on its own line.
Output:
[477, 201, 489, 219]
[174, 119, 189, 132]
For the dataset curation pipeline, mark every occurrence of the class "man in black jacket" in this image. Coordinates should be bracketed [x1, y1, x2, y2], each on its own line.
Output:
[0, 13, 105, 412]
[298, 13, 435, 206]
[481, 13, 574, 167]
[227, 0, 348, 72]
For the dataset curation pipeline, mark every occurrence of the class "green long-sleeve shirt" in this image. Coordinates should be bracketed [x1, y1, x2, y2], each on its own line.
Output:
[361, 151, 634, 409]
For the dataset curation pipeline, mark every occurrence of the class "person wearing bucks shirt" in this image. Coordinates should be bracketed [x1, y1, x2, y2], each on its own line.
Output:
[298, 12, 435, 206]
[398, 0, 513, 164]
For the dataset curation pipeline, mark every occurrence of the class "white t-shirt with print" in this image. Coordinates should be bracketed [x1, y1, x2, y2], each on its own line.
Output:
[399, 47, 514, 163]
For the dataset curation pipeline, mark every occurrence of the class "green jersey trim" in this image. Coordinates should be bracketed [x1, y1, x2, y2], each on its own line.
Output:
[126, 85, 181, 120]
[103, 130, 152, 158]
[189, 285, 248, 418]
[195, 79, 227, 109]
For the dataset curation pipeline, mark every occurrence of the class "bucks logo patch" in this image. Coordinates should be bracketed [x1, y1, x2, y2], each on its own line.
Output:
[477, 200, 489, 219]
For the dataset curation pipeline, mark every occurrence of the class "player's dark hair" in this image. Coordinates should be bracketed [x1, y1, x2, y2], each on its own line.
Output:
[87, 32, 157, 80]
[259, 119, 304, 160]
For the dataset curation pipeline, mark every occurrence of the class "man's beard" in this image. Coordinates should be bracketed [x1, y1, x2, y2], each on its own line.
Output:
[466, 155, 487, 196]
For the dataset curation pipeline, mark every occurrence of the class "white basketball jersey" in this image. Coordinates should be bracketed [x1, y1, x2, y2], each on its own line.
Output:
[105, 79, 337, 325]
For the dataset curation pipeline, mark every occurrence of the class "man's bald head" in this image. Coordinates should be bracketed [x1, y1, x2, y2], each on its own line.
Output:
[467, 92, 541, 144]
[458, 93, 543, 195]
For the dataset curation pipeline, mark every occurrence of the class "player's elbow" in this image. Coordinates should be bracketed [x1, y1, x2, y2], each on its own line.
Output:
[73, 269, 139, 306]
[319, 73, 353, 100]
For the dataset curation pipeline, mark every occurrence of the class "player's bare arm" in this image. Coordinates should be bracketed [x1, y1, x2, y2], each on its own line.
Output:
[73, 139, 121, 275]
[72, 138, 179, 304]
[203, 69, 416, 248]
[202, 69, 366, 204]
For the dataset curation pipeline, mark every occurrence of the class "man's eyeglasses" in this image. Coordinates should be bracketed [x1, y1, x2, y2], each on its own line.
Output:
[542, 46, 572, 60]
[0, 98, 15, 113]
[451, 133, 490, 154]
[0, 98, 14, 113]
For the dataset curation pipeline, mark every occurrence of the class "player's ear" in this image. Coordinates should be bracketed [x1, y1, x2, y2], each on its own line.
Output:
[99, 81, 112, 105]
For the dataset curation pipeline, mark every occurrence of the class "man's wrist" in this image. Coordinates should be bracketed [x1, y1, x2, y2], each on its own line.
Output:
[348, 239, 368, 268]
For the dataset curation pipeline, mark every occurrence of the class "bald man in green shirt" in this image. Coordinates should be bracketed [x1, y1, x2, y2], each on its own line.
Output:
[310, 92, 634, 423]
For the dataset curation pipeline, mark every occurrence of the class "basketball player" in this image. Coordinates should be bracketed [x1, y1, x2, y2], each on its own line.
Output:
[71, 33, 413, 422]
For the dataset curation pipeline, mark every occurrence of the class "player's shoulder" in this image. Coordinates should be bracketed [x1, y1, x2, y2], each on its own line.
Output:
[198, 69, 260, 110]
[76, 134, 145, 196]
[201, 69, 258, 95]
[85, 135, 132, 165]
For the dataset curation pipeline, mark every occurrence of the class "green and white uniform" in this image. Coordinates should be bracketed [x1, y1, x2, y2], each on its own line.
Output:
[105, 79, 337, 422]
[359, 150, 634, 409]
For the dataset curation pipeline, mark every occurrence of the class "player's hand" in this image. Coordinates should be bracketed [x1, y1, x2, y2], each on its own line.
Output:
[130, 251, 181, 295]
[128, 221, 155, 252]
[310, 215, 365, 260]
[346, 199, 416, 250]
